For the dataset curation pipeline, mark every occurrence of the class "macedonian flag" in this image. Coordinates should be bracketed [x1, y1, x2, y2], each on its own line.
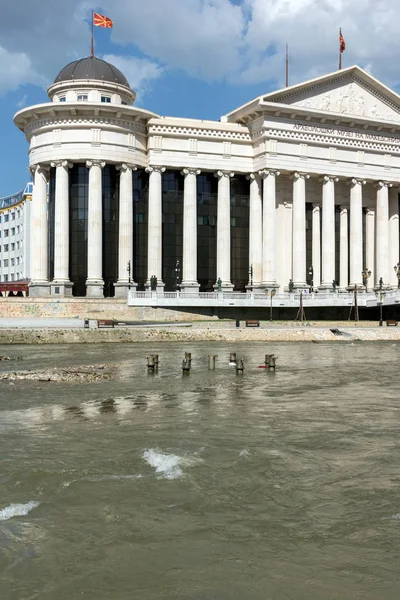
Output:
[339, 28, 346, 53]
[93, 12, 113, 28]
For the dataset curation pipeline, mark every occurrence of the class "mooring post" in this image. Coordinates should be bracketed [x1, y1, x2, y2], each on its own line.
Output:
[236, 358, 244, 373]
[208, 354, 217, 370]
[229, 352, 237, 364]
[185, 352, 192, 364]
[147, 355, 155, 370]
[152, 354, 159, 367]
[182, 358, 191, 373]
[264, 354, 274, 367]
[269, 356, 276, 370]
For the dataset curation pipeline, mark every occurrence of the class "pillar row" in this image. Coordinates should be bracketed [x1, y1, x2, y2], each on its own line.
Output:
[29, 164, 50, 297]
[86, 160, 105, 297]
[51, 160, 73, 296]
[260, 169, 280, 289]
[320, 175, 338, 290]
[292, 172, 309, 288]
[215, 170, 234, 290]
[146, 166, 165, 289]
[375, 181, 391, 287]
[181, 168, 200, 291]
[115, 163, 137, 298]
[349, 178, 365, 289]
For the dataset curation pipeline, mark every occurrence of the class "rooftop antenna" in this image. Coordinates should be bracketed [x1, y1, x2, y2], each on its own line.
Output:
[285, 43, 289, 87]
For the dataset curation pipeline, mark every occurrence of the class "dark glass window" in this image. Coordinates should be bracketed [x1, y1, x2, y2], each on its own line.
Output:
[162, 171, 183, 290]
[69, 165, 88, 296]
[101, 96, 111, 103]
[197, 173, 217, 291]
[133, 170, 148, 289]
[48, 167, 56, 281]
[102, 166, 119, 297]
[230, 175, 249, 291]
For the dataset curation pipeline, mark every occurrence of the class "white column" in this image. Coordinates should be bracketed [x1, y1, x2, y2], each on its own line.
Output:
[365, 209, 375, 291]
[320, 175, 338, 290]
[114, 163, 137, 298]
[349, 178, 365, 288]
[181, 168, 200, 291]
[247, 173, 262, 288]
[389, 187, 399, 288]
[260, 169, 280, 289]
[215, 170, 234, 289]
[146, 166, 165, 289]
[312, 204, 321, 289]
[375, 181, 391, 287]
[51, 160, 73, 296]
[29, 164, 50, 296]
[86, 160, 105, 297]
[339, 206, 349, 290]
[292, 172, 309, 288]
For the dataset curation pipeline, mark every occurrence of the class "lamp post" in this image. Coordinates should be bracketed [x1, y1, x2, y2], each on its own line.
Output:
[126, 260, 131, 290]
[174, 260, 181, 291]
[308, 265, 314, 292]
[248, 264, 253, 290]
[362, 267, 371, 289]
[376, 290, 384, 327]
[269, 289, 276, 321]
[394, 263, 400, 289]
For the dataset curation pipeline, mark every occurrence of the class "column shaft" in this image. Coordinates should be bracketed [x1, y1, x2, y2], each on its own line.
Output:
[365, 209, 375, 291]
[30, 164, 50, 296]
[261, 170, 279, 287]
[181, 169, 200, 290]
[375, 182, 390, 286]
[312, 204, 321, 288]
[115, 164, 136, 297]
[389, 188, 399, 287]
[52, 161, 72, 294]
[86, 160, 105, 297]
[248, 174, 262, 287]
[321, 176, 337, 289]
[339, 206, 348, 289]
[216, 171, 233, 289]
[349, 179, 365, 288]
[146, 166, 165, 288]
[292, 172, 309, 287]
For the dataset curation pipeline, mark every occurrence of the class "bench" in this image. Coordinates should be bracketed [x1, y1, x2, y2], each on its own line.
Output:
[386, 319, 398, 327]
[246, 320, 260, 327]
[97, 319, 115, 328]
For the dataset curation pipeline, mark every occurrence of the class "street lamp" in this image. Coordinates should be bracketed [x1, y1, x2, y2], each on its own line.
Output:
[174, 260, 181, 291]
[248, 264, 253, 289]
[376, 290, 383, 327]
[308, 265, 314, 292]
[362, 267, 371, 289]
[269, 289, 276, 321]
[394, 263, 400, 289]
[127, 260, 131, 290]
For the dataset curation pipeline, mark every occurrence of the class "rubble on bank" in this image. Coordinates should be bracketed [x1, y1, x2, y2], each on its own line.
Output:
[0, 364, 115, 383]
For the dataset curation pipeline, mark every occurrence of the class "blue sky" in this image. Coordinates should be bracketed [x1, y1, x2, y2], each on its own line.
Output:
[1, 0, 399, 196]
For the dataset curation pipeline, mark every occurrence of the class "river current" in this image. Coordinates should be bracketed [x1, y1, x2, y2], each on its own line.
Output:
[0, 341, 399, 599]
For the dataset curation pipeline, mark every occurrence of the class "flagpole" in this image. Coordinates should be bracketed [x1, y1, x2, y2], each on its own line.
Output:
[285, 43, 289, 87]
[90, 10, 94, 58]
[338, 28, 342, 70]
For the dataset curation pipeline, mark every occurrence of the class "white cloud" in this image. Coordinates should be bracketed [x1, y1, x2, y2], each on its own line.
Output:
[1, 0, 400, 97]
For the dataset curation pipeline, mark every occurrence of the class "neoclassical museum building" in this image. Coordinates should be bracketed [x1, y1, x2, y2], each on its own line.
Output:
[14, 56, 400, 298]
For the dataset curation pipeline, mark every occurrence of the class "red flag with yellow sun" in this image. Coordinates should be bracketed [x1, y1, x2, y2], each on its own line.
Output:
[93, 13, 113, 28]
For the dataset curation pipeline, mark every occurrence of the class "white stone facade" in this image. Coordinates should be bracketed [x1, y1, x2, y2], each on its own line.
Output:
[0, 183, 31, 283]
[13, 60, 400, 299]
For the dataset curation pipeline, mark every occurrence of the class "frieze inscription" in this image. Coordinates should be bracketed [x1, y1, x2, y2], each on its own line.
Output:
[293, 123, 400, 145]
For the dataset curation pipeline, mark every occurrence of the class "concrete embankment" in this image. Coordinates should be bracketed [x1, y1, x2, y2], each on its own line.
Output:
[0, 326, 399, 344]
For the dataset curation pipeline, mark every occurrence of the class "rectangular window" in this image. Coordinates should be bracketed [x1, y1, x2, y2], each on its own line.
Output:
[17, 226, 20, 233]
[12, 213, 15, 220]
[11, 243, 15, 251]
[4, 230, 8, 238]
[4, 274, 8, 282]
[17, 210, 20, 218]
[4, 259, 8, 267]
[17, 241, 19, 249]
[77, 94, 88, 101]
[4, 214, 9, 222]
[11, 228, 15, 236]
[16, 257, 19, 265]
[10, 274, 14, 281]
[0, 216, 2, 223]
[101, 96, 111, 103]
[4, 244, 8, 252]
[11, 258, 15, 266]
[59, 96, 66, 102]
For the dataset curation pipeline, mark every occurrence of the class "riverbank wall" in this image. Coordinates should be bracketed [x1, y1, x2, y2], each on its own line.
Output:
[0, 326, 399, 344]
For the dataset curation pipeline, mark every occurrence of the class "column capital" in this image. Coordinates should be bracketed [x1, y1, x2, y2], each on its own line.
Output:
[364, 208, 374, 216]
[117, 163, 137, 172]
[340, 205, 349, 213]
[292, 172, 310, 180]
[146, 166, 166, 174]
[259, 169, 280, 178]
[86, 160, 105, 169]
[181, 168, 201, 177]
[30, 163, 50, 177]
[349, 178, 366, 186]
[375, 180, 393, 188]
[321, 175, 339, 183]
[312, 203, 321, 210]
[50, 160, 73, 169]
[215, 170, 234, 179]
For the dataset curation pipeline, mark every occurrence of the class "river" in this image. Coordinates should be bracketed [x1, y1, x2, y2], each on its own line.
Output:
[1, 341, 399, 599]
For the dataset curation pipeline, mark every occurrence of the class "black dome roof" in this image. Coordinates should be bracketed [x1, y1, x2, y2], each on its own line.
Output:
[54, 56, 130, 88]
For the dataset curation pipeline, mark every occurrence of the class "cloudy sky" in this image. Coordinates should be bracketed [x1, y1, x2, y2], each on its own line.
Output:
[1, 0, 399, 194]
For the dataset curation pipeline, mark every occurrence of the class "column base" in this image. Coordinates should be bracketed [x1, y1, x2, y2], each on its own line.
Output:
[347, 284, 366, 292]
[318, 282, 335, 293]
[373, 285, 391, 293]
[261, 282, 279, 292]
[180, 281, 200, 294]
[86, 279, 104, 298]
[293, 282, 309, 291]
[51, 280, 74, 297]
[114, 281, 137, 298]
[29, 282, 51, 297]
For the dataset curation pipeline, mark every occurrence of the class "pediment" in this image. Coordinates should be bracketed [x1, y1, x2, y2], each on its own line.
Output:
[264, 69, 400, 123]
